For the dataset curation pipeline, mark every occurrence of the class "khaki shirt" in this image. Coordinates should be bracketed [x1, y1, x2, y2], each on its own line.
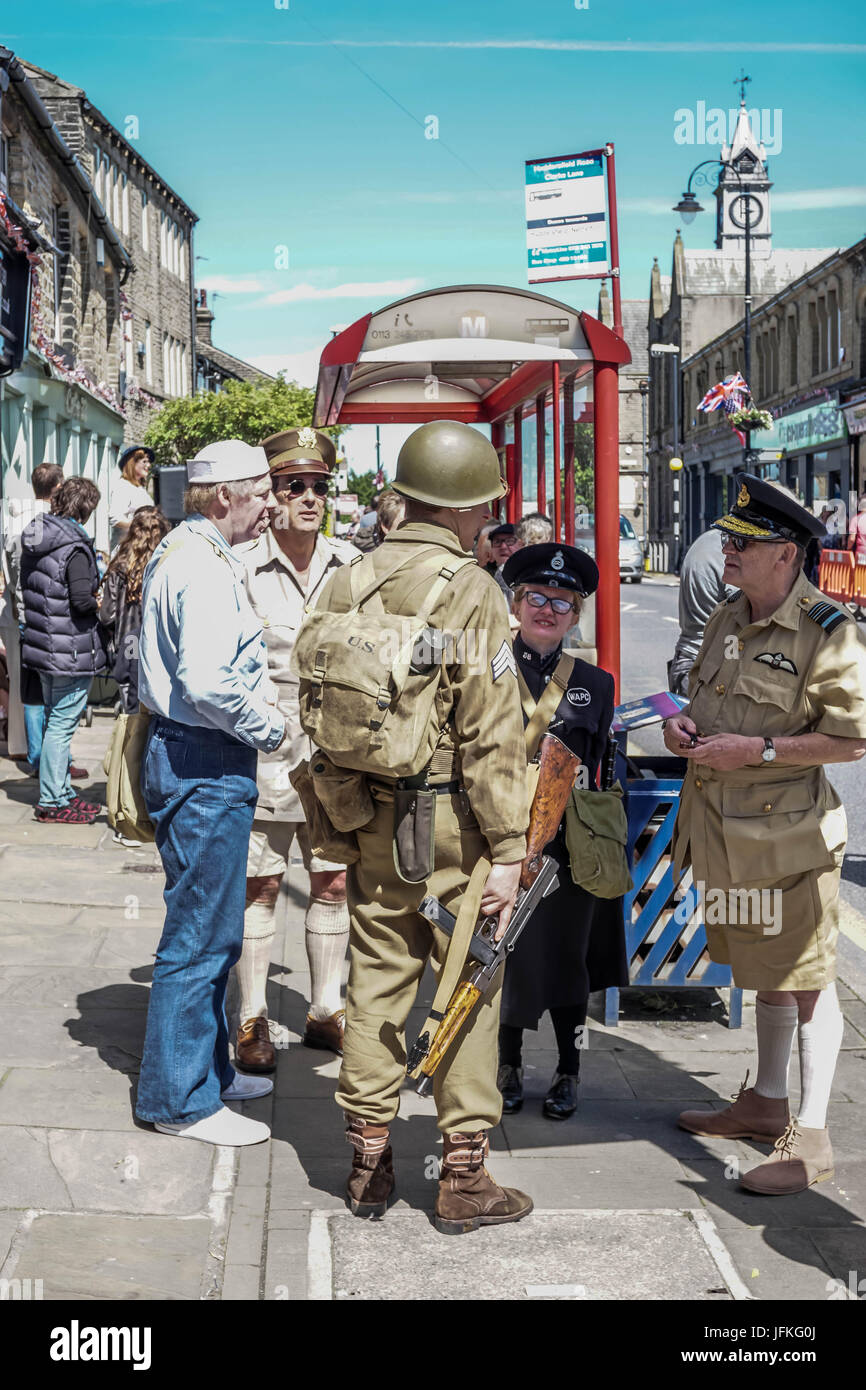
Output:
[241, 527, 356, 819]
[673, 567, 866, 888]
[318, 520, 529, 863]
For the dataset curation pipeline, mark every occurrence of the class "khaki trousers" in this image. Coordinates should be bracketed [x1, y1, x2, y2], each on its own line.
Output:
[336, 786, 502, 1134]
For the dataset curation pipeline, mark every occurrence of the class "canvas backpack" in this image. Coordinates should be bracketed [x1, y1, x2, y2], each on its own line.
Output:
[293, 544, 476, 778]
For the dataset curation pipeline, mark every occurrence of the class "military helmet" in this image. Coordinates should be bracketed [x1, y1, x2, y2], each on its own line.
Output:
[393, 421, 506, 508]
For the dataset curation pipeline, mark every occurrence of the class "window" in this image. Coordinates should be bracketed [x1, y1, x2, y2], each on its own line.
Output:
[162, 332, 169, 393]
[93, 146, 103, 201]
[810, 303, 819, 376]
[51, 205, 62, 340]
[787, 314, 798, 386]
[124, 312, 134, 380]
[144, 321, 152, 384]
[828, 287, 840, 366]
[141, 192, 149, 252]
[121, 174, 129, 237]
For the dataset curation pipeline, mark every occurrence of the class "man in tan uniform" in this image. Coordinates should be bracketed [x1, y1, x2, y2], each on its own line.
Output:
[309, 420, 533, 1234]
[665, 476, 866, 1193]
[234, 428, 356, 1071]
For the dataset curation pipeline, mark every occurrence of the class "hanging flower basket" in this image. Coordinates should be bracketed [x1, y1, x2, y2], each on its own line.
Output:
[728, 407, 774, 432]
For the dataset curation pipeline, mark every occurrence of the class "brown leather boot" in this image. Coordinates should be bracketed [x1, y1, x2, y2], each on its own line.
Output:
[740, 1122, 834, 1194]
[345, 1116, 395, 1219]
[434, 1131, 533, 1236]
[236, 1016, 276, 1073]
[678, 1072, 789, 1141]
[303, 1009, 345, 1056]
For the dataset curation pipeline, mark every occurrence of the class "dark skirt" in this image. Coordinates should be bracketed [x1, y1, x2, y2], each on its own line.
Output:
[500, 830, 629, 1030]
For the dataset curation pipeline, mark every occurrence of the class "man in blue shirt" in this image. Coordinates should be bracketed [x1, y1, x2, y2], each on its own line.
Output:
[136, 440, 286, 1147]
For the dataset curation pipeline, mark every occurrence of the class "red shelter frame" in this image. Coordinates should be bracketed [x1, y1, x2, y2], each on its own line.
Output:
[313, 285, 629, 695]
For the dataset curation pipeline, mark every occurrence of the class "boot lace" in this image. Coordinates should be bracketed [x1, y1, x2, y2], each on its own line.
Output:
[730, 1069, 750, 1104]
[772, 1120, 800, 1159]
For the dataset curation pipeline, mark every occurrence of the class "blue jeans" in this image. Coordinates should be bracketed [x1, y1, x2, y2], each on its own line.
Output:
[24, 703, 46, 769]
[37, 675, 92, 808]
[135, 716, 258, 1125]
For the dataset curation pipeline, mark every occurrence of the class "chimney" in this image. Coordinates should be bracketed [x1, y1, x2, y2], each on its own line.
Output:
[196, 288, 214, 345]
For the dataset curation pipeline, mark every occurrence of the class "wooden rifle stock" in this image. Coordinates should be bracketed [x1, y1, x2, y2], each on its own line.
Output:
[521, 734, 582, 890]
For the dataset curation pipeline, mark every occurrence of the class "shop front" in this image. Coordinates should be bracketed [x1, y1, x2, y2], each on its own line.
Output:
[758, 395, 849, 509]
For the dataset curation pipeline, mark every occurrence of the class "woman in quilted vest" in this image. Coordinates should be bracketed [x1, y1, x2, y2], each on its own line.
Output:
[20, 476, 107, 824]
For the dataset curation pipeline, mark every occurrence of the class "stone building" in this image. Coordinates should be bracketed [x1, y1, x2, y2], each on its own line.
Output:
[647, 100, 837, 568]
[195, 290, 274, 392]
[679, 235, 866, 543]
[598, 286, 650, 543]
[20, 61, 198, 450]
[0, 48, 130, 551]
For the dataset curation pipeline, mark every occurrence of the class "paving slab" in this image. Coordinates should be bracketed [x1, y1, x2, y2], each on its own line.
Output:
[44, 1128, 215, 1216]
[0, 902, 80, 929]
[325, 1209, 734, 1300]
[680, 1156, 866, 1229]
[0, 1005, 144, 1071]
[0, 1127, 75, 1208]
[716, 1226, 840, 1300]
[0, 1210, 21, 1267]
[0, 967, 151, 1009]
[0, 928, 105, 968]
[0, 1067, 138, 1131]
[264, 1221, 310, 1300]
[11, 1212, 211, 1300]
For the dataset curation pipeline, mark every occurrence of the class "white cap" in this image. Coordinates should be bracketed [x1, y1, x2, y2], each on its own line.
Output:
[186, 439, 269, 484]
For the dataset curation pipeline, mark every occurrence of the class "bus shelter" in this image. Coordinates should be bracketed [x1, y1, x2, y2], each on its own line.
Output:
[313, 283, 630, 697]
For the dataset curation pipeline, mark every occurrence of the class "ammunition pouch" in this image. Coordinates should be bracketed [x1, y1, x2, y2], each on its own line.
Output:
[289, 759, 361, 866]
[308, 749, 374, 831]
[392, 775, 462, 884]
[564, 783, 633, 899]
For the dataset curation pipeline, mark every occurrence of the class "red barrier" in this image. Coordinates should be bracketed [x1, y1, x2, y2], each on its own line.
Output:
[853, 557, 866, 609]
[818, 549, 854, 603]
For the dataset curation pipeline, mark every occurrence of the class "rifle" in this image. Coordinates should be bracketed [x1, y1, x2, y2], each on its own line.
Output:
[406, 733, 581, 1095]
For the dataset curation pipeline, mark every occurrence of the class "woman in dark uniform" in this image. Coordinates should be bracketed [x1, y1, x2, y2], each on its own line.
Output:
[497, 543, 629, 1119]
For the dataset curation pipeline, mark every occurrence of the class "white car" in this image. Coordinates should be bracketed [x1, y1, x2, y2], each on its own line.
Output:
[574, 513, 644, 583]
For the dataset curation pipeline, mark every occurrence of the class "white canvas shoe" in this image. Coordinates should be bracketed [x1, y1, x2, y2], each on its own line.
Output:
[220, 1074, 274, 1101]
[154, 1105, 269, 1146]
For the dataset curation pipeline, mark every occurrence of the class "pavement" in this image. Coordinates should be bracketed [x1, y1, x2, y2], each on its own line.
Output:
[1, 674, 866, 1302]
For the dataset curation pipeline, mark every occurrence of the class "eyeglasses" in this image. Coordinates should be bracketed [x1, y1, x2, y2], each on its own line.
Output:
[272, 476, 329, 498]
[721, 533, 786, 553]
[524, 590, 576, 615]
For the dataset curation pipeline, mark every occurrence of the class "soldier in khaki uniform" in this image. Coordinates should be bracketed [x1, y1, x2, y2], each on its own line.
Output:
[665, 476, 866, 1194]
[311, 420, 534, 1234]
[233, 428, 356, 1071]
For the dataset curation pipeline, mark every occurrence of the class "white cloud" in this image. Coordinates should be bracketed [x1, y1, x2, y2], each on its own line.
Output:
[773, 186, 866, 211]
[197, 274, 269, 294]
[246, 349, 323, 388]
[261, 278, 424, 306]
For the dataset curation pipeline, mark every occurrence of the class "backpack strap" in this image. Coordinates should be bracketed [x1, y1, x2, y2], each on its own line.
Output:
[518, 653, 575, 758]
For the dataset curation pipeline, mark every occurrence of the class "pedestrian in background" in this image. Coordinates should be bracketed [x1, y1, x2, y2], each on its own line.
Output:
[351, 488, 404, 552]
[668, 477, 866, 1195]
[0, 463, 64, 769]
[20, 476, 106, 824]
[668, 527, 735, 696]
[847, 494, 866, 560]
[109, 445, 154, 552]
[99, 507, 171, 713]
[136, 440, 286, 1148]
[235, 427, 355, 1074]
[496, 544, 628, 1120]
[474, 518, 499, 573]
[515, 512, 553, 547]
[489, 522, 523, 605]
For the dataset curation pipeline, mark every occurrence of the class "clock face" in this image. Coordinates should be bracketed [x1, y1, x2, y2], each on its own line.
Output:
[729, 194, 764, 230]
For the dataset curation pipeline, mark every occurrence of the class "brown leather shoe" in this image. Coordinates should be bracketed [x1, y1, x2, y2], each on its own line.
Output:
[678, 1072, 789, 1141]
[236, 1015, 276, 1073]
[303, 1009, 345, 1056]
[740, 1122, 834, 1195]
[434, 1131, 533, 1236]
[345, 1116, 394, 1218]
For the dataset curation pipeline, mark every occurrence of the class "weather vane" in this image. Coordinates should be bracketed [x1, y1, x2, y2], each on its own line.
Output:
[734, 69, 752, 103]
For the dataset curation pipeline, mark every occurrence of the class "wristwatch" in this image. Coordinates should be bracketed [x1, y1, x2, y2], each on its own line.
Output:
[761, 737, 776, 763]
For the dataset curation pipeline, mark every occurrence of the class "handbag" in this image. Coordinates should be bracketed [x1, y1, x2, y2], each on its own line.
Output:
[102, 709, 155, 843]
[564, 781, 633, 899]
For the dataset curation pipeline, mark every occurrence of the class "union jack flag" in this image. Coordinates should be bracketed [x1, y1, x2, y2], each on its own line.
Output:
[697, 372, 750, 414]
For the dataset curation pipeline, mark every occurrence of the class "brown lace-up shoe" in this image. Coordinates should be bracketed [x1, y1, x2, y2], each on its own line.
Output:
[740, 1122, 834, 1195]
[303, 1009, 345, 1056]
[345, 1116, 394, 1218]
[434, 1131, 533, 1236]
[678, 1072, 789, 1141]
[236, 1015, 276, 1073]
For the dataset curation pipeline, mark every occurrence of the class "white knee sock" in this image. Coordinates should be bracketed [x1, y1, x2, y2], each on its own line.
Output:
[754, 999, 798, 1099]
[305, 897, 349, 1018]
[797, 984, 844, 1130]
[235, 899, 277, 1022]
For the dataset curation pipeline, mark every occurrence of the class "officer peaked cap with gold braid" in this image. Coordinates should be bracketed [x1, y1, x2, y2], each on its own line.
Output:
[713, 473, 827, 546]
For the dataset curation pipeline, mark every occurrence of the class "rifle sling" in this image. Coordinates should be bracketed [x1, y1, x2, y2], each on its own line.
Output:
[518, 654, 575, 759]
[412, 853, 491, 1065]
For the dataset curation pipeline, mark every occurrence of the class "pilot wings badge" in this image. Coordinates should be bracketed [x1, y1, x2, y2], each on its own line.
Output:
[754, 651, 798, 675]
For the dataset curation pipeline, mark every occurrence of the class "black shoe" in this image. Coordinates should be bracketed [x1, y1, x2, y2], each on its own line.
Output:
[497, 1064, 523, 1114]
[543, 1072, 579, 1120]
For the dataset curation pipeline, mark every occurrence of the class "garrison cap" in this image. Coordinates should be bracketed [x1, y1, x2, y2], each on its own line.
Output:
[713, 474, 827, 546]
[503, 542, 599, 597]
[118, 444, 154, 471]
[260, 426, 336, 477]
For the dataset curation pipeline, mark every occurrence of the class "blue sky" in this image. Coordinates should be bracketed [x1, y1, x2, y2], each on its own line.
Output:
[6, 2, 865, 469]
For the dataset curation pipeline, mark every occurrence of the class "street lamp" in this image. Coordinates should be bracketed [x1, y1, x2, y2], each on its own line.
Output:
[652, 342, 682, 568]
[673, 158, 762, 469]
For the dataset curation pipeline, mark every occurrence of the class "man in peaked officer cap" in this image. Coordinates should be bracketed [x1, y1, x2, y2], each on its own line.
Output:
[665, 474, 866, 1194]
[233, 425, 355, 1075]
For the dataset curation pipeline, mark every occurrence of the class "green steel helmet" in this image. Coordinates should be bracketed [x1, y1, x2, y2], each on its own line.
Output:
[393, 421, 506, 508]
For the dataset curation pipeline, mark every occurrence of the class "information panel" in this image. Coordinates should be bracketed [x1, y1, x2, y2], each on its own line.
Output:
[525, 150, 609, 282]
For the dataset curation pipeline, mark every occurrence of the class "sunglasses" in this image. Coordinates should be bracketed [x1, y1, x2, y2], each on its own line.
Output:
[524, 590, 576, 615]
[721, 533, 785, 553]
[272, 476, 329, 498]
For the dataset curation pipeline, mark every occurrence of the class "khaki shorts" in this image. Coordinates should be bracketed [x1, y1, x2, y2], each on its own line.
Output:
[246, 819, 343, 879]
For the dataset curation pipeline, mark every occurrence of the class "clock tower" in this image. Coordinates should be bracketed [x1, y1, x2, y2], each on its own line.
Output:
[715, 100, 773, 250]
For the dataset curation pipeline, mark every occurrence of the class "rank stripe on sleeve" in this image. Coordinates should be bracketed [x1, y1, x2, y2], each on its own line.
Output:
[805, 601, 849, 635]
